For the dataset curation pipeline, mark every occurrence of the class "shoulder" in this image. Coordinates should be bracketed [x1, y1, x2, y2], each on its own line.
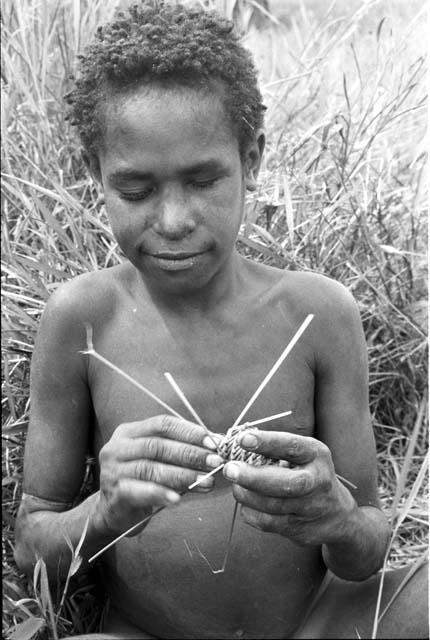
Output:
[245, 260, 361, 330]
[284, 270, 359, 319]
[281, 270, 366, 371]
[252, 262, 360, 324]
[46, 265, 126, 316]
[35, 264, 133, 357]
[256, 266, 364, 364]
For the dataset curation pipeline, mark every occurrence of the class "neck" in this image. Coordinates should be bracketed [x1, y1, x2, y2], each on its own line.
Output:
[136, 250, 246, 318]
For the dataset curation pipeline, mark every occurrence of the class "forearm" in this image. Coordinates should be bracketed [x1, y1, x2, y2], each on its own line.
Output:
[14, 491, 115, 582]
[322, 504, 390, 581]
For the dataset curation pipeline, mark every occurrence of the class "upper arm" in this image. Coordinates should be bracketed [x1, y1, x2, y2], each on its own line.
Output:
[23, 279, 94, 506]
[312, 278, 379, 507]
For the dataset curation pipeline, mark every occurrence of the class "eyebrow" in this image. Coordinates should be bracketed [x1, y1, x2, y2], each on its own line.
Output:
[108, 159, 227, 184]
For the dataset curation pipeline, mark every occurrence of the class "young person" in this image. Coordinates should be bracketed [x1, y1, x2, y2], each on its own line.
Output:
[14, 2, 427, 638]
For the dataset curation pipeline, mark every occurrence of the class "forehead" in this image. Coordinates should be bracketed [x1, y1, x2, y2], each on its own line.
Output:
[98, 84, 239, 171]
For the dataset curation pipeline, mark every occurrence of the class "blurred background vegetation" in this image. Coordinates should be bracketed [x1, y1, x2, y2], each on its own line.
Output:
[2, 0, 427, 638]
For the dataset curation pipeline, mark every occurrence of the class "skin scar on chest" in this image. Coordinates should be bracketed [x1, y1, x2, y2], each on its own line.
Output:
[81, 313, 355, 569]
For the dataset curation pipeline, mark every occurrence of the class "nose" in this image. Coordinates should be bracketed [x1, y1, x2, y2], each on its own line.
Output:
[153, 189, 196, 240]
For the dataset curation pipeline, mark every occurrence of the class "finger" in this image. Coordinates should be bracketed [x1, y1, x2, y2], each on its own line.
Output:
[121, 460, 216, 492]
[237, 430, 319, 465]
[223, 461, 314, 497]
[240, 506, 291, 534]
[116, 437, 224, 471]
[232, 485, 320, 518]
[239, 507, 320, 544]
[115, 478, 182, 508]
[116, 416, 218, 450]
[233, 486, 292, 514]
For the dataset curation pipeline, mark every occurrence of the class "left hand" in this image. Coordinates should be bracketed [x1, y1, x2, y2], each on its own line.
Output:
[223, 430, 357, 546]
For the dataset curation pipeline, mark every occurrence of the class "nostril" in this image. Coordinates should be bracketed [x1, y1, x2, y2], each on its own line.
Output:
[154, 215, 196, 240]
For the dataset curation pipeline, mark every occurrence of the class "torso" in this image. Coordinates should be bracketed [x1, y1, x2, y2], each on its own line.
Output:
[85, 257, 326, 639]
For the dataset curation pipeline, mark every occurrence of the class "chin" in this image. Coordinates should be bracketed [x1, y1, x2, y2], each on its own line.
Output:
[146, 269, 216, 297]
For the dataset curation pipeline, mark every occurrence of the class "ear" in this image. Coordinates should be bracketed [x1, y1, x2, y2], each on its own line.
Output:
[81, 147, 103, 187]
[243, 130, 265, 192]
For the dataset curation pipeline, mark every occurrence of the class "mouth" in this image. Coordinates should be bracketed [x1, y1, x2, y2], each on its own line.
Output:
[145, 249, 209, 272]
[150, 250, 206, 260]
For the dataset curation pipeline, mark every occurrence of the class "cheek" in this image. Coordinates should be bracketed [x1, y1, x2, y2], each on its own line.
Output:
[208, 179, 245, 235]
[104, 195, 148, 242]
[104, 203, 136, 254]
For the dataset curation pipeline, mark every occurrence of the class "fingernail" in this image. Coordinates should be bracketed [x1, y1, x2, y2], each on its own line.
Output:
[195, 473, 214, 488]
[166, 491, 181, 504]
[206, 453, 224, 469]
[224, 462, 240, 482]
[240, 432, 259, 450]
[203, 433, 221, 450]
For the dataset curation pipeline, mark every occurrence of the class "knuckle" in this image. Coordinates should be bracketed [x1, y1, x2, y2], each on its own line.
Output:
[318, 475, 332, 492]
[300, 501, 316, 517]
[164, 467, 189, 491]
[289, 437, 302, 453]
[242, 507, 275, 533]
[145, 438, 163, 460]
[134, 459, 151, 482]
[175, 469, 191, 489]
[259, 514, 274, 532]
[316, 440, 330, 459]
[160, 414, 175, 435]
[98, 445, 108, 464]
[180, 445, 202, 469]
[242, 506, 261, 527]
[293, 472, 313, 494]
[114, 422, 128, 438]
[257, 512, 277, 533]
[267, 497, 285, 514]
[116, 477, 129, 500]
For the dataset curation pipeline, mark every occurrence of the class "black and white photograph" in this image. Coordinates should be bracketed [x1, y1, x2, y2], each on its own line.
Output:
[2, 1, 428, 638]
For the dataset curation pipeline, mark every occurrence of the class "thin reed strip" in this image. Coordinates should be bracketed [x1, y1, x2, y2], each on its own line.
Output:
[164, 372, 206, 427]
[81, 325, 185, 420]
[89, 466, 226, 564]
[238, 410, 292, 428]
[164, 372, 219, 450]
[193, 500, 240, 574]
[232, 314, 314, 428]
[215, 500, 240, 573]
[88, 503, 175, 564]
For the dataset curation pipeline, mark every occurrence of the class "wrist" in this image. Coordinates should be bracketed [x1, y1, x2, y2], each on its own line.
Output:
[88, 491, 117, 539]
[324, 481, 359, 546]
[322, 505, 390, 580]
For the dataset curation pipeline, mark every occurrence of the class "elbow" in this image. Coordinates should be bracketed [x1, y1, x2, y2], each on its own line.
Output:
[14, 542, 35, 578]
[14, 504, 71, 583]
[14, 516, 37, 577]
[14, 504, 49, 578]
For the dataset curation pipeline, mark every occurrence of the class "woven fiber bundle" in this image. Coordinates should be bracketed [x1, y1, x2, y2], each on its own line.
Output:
[217, 425, 278, 466]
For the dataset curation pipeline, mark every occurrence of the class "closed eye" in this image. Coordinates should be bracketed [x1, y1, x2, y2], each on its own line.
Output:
[188, 177, 220, 189]
[119, 188, 155, 202]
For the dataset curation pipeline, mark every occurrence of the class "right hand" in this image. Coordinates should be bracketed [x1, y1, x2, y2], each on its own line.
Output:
[94, 415, 223, 536]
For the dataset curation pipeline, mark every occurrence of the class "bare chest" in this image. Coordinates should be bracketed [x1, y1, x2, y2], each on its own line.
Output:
[88, 308, 315, 450]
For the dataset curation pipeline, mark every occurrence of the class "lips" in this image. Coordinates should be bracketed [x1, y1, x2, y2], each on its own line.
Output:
[144, 248, 209, 272]
[150, 250, 205, 260]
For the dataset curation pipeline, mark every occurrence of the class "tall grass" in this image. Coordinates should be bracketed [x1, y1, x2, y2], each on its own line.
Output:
[2, 0, 427, 638]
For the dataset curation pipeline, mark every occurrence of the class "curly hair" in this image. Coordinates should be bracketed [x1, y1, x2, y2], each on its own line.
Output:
[65, 1, 265, 160]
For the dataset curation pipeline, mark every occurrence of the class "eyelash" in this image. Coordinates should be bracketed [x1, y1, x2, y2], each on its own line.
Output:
[119, 190, 153, 202]
[189, 177, 219, 189]
[119, 178, 219, 202]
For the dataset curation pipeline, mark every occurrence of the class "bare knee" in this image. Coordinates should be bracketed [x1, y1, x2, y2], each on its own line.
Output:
[295, 562, 428, 639]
